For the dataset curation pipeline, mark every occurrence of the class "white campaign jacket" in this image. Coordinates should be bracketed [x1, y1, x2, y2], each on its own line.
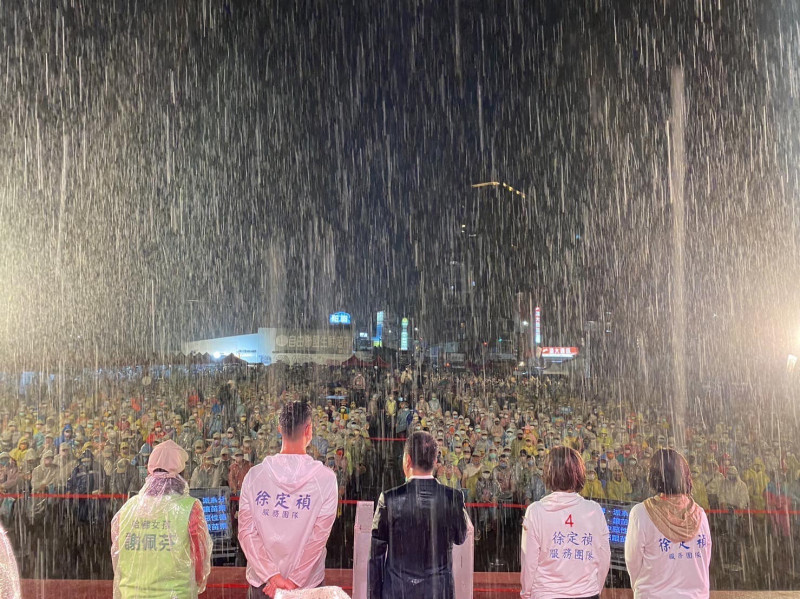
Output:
[0, 523, 21, 599]
[624, 503, 712, 599]
[238, 454, 338, 589]
[521, 491, 611, 599]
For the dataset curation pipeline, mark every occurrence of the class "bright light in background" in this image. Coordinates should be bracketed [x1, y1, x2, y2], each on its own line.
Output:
[213, 352, 222, 359]
[789, 354, 798, 374]
[522, 320, 529, 326]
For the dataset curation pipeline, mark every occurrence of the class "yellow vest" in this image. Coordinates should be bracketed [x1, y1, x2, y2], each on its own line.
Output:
[116, 493, 198, 599]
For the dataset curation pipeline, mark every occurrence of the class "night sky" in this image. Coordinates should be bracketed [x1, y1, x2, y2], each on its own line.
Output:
[0, 1, 798, 388]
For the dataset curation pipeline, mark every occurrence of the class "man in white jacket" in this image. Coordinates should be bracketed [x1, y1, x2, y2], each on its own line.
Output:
[239, 401, 338, 599]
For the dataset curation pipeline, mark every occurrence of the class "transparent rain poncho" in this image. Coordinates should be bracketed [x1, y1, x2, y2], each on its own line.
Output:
[110, 471, 212, 599]
[0, 521, 21, 599]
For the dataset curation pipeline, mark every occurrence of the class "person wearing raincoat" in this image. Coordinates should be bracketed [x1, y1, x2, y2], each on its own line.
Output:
[743, 457, 770, 511]
[54, 443, 77, 491]
[111, 439, 212, 599]
[581, 467, 606, 500]
[0, 451, 20, 523]
[718, 467, 749, 510]
[190, 453, 217, 489]
[690, 466, 710, 510]
[110, 459, 140, 496]
[238, 401, 338, 598]
[54, 424, 76, 452]
[66, 448, 108, 575]
[718, 465, 749, 541]
[625, 458, 649, 502]
[9, 436, 31, 465]
[606, 466, 633, 501]
[133, 443, 152, 483]
[228, 448, 252, 495]
[522, 462, 547, 505]
[701, 459, 724, 508]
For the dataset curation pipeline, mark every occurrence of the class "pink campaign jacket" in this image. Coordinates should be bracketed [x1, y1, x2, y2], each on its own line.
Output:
[521, 492, 611, 599]
[238, 454, 338, 589]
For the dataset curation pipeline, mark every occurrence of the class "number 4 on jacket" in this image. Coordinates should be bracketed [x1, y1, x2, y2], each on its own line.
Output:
[565, 514, 574, 527]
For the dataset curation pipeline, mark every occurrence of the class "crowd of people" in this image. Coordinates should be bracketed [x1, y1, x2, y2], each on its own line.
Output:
[0, 363, 795, 586]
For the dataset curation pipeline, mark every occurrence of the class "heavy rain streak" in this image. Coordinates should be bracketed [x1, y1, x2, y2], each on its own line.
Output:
[0, 0, 798, 597]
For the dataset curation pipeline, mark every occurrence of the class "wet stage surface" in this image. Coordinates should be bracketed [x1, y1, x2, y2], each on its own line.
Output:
[19, 569, 800, 598]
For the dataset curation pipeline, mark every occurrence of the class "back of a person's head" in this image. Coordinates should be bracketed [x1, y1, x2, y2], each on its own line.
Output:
[279, 401, 312, 440]
[405, 431, 437, 473]
[543, 446, 585, 493]
[649, 448, 692, 495]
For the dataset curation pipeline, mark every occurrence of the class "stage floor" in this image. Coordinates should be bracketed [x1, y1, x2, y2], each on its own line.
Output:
[19, 569, 800, 599]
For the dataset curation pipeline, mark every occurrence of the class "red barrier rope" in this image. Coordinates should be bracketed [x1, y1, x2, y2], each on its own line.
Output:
[0, 492, 129, 500]
[465, 502, 527, 510]
[705, 508, 800, 515]
[4, 492, 799, 517]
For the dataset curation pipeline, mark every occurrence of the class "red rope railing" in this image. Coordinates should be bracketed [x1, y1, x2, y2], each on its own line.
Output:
[1, 492, 794, 516]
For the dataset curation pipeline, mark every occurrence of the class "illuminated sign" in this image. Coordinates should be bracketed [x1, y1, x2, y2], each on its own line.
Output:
[400, 317, 409, 351]
[601, 505, 631, 547]
[275, 331, 351, 353]
[189, 488, 232, 540]
[375, 311, 384, 346]
[329, 312, 351, 325]
[541, 346, 579, 358]
[535, 307, 542, 345]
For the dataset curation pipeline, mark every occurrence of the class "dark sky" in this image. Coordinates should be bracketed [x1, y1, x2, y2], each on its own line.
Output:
[0, 0, 798, 385]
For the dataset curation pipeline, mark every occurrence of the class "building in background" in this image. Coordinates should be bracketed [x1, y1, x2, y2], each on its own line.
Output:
[182, 329, 275, 364]
[182, 322, 354, 366]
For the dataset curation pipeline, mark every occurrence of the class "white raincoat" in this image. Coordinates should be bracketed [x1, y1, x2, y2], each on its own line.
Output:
[521, 491, 611, 599]
[0, 521, 21, 599]
[239, 453, 338, 589]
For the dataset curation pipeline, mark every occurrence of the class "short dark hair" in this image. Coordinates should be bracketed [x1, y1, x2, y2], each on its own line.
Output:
[649, 448, 692, 495]
[543, 446, 586, 493]
[404, 431, 437, 473]
[279, 401, 312, 440]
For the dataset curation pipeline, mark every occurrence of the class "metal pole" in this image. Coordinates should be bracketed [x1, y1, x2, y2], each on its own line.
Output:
[669, 65, 687, 449]
[151, 280, 157, 356]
